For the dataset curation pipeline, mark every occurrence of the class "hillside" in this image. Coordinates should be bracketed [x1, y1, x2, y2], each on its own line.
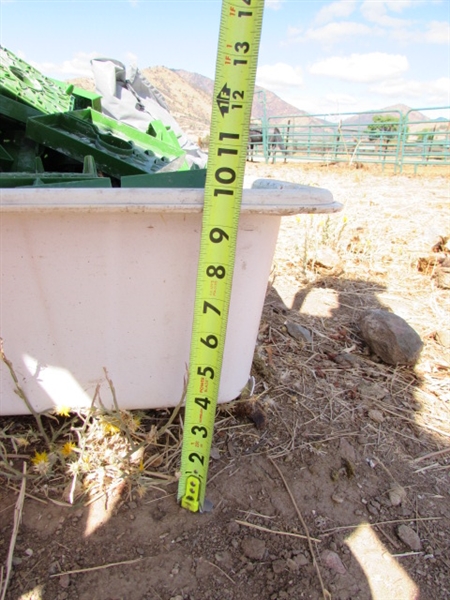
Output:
[342, 104, 430, 127]
[174, 69, 325, 129]
[141, 66, 212, 139]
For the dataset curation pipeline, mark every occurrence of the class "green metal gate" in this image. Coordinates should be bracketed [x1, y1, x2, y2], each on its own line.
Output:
[249, 106, 450, 172]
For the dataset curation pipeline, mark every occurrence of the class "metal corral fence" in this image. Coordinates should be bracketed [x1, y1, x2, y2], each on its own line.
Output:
[248, 106, 450, 173]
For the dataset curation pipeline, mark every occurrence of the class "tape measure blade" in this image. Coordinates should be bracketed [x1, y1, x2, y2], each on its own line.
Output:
[178, 0, 265, 512]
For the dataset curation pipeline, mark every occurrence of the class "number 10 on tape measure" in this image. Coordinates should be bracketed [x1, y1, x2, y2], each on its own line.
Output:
[177, 0, 265, 512]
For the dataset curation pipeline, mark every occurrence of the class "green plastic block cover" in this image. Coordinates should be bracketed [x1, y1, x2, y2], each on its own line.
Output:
[26, 109, 189, 179]
[0, 93, 41, 123]
[0, 155, 112, 188]
[0, 46, 74, 114]
[51, 78, 102, 112]
[121, 168, 207, 188]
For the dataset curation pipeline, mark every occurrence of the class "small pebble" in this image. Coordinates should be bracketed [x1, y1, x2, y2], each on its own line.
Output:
[287, 558, 299, 572]
[321, 549, 346, 574]
[272, 559, 285, 574]
[389, 485, 407, 507]
[332, 493, 344, 504]
[339, 438, 356, 463]
[59, 574, 70, 589]
[210, 446, 221, 460]
[293, 553, 309, 566]
[241, 536, 266, 561]
[285, 321, 312, 343]
[397, 525, 422, 550]
[368, 409, 385, 423]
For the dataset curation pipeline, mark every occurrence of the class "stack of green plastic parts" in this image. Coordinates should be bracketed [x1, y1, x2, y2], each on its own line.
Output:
[0, 46, 206, 188]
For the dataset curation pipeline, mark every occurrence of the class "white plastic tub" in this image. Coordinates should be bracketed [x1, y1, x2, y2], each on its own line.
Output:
[0, 182, 341, 415]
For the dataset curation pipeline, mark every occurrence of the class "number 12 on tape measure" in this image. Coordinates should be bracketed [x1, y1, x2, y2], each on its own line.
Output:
[178, 0, 265, 512]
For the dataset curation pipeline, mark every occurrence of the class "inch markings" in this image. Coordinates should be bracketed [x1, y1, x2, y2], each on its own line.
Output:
[178, 0, 265, 513]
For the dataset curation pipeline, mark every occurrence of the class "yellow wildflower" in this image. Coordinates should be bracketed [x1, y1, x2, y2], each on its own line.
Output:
[54, 405, 71, 417]
[101, 421, 121, 435]
[31, 450, 51, 475]
[61, 442, 77, 457]
[31, 450, 48, 465]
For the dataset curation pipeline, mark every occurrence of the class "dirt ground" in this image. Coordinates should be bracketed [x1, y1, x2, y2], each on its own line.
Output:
[1, 161, 449, 600]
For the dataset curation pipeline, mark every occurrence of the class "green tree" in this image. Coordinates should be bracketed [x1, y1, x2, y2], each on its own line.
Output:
[366, 115, 400, 142]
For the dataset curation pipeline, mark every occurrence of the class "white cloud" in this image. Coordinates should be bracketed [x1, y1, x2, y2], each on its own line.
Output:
[30, 52, 98, 79]
[423, 20, 450, 44]
[315, 0, 358, 25]
[371, 77, 450, 104]
[360, 0, 412, 28]
[303, 21, 373, 44]
[256, 63, 303, 89]
[267, 88, 364, 117]
[309, 52, 409, 83]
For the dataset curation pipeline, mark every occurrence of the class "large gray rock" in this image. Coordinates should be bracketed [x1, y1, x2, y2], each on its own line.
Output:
[360, 309, 423, 365]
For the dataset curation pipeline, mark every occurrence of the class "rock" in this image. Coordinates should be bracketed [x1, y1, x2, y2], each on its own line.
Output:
[397, 525, 422, 550]
[228, 520, 240, 535]
[389, 485, 407, 507]
[293, 553, 309, 566]
[339, 438, 356, 463]
[272, 558, 285, 574]
[286, 557, 299, 572]
[367, 501, 380, 516]
[320, 549, 346, 574]
[210, 446, 221, 460]
[359, 309, 423, 365]
[332, 493, 345, 504]
[334, 353, 359, 366]
[59, 574, 70, 589]
[285, 321, 312, 343]
[241, 536, 266, 561]
[358, 381, 388, 401]
[311, 247, 342, 271]
[368, 409, 385, 423]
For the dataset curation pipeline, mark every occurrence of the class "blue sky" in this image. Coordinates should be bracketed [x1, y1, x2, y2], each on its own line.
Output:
[1, 0, 449, 118]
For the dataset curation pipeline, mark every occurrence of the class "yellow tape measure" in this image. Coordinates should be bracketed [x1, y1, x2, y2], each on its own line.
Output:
[178, 0, 265, 512]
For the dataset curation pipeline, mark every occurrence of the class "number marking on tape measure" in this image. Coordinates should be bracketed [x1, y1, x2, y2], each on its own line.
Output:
[178, 0, 265, 513]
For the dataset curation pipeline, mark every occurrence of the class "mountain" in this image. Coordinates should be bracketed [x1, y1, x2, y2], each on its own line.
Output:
[141, 67, 212, 140]
[342, 104, 430, 128]
[173, 69, 328, 129]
